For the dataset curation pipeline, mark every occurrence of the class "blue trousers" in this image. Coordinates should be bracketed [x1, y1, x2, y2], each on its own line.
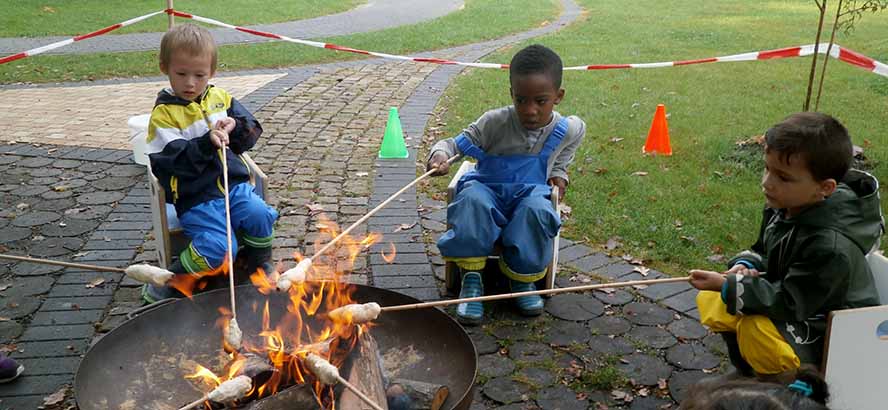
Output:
[179, 183, 278, 272]
[437, 181, 560, 280]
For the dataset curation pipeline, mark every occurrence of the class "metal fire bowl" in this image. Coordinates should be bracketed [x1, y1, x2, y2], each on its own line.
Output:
[74, 283, 477, 410]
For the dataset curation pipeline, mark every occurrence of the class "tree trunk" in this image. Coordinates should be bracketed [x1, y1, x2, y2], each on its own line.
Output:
[815, 0, 844, 111]
[805, 0, 828, 111]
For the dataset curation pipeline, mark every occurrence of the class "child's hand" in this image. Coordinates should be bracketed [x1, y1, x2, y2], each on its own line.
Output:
[725, 264, 760, 277]
[548, 177, 567, 202]
[210, 129, 229, 148]
[689, 269, 727, 291]
[215, 117, 236, 134]
[426, 152, 450, 176]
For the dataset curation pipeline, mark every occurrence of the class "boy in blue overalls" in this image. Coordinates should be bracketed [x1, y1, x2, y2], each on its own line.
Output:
[427, 45, 586, 324]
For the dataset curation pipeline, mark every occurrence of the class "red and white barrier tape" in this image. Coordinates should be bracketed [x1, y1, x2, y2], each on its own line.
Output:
[168, 9, 508, 69]
[174, 10, 887, 78]
[3, 8, 886, 80]
[0, 10, 166, 65]
[565, 43, 888, 78]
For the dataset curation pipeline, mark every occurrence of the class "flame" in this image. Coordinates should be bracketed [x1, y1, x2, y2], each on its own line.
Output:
[186, 364, 222, 388]
[169, 259, 229, 298]
[381, 242, 397, 263]
[185, 213, 384, 406]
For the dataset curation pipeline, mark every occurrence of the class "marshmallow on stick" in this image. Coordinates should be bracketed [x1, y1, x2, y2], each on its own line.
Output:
[327, 302, 381, 324]
[124, 264, 174, 286]
[304, 353, 339, 385]
[224, 318, 243, 351]
[177, 375, 253, 410]
[277, 258, 312, 291]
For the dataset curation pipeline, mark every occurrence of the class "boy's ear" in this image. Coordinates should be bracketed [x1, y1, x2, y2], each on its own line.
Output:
[554, 88, 565, 105]
[819, 178, 838, 198]
[159, 61, 168, 75]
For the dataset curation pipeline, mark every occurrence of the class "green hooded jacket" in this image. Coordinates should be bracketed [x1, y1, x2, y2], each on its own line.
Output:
[723, 169, 883, 365]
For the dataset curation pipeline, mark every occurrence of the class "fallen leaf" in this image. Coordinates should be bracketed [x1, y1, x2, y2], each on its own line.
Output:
[680, 235, 696, 244]
[658, 378, 669, 390]
[605, 237, 622, 250]
[43, 386, 67, 406]
[631, 171, 649, 177]
[673, 219, 683, 228]
[706, 254, 725, 263]
[58, 221, 67, 227]
[618, 358, 630, 364]
[103, 236, 111, 242]
[599, 287, 616, 294]
[558, 203, 572, 218]
[0, 284, 10, 292]
[42, 6, 57, 13]
[16, 203, 29, 211]
[52, 185, 70, 192]
[610, 137, 624, 143]
[393, 222, 418, 233]
[632, 284, 648, 290]
[633, 266, 651, 276]
[85, 278, 105, 289]
[576, 392, 588, 401]
[0, 317, 10, 322]
[355, 172, 369, 177]
[64, 207, 87, 215]
[702, 367, 717, 374]
[305, 203, 324, 216]
[594, 168, 608, 175]
[72, 251, 89, 258]
[637, 387, 650, 397]
[594, 403, 610, 410]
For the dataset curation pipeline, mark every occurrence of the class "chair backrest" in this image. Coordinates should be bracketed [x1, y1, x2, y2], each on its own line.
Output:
[866, 251, 888, 304]
[146, 152, 267, 268]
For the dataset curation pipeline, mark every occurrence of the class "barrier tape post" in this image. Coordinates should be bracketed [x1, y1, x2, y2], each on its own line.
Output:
[167, 0, 175, 29]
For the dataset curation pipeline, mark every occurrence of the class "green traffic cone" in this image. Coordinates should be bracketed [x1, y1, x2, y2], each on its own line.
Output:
[378, 107, 409, 159]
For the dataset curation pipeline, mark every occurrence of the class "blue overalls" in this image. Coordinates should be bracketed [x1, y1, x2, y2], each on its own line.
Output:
[437, 118, 566, 283]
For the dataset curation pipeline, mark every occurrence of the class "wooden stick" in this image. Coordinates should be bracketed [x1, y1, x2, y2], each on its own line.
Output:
[177, 396, 206, 410]
[336, 374, 386, 410]
[311, 155, 460, 261]
[219, 147, 238, 322]
[0, 253, 125, 273]
[381, 276, 692, 312]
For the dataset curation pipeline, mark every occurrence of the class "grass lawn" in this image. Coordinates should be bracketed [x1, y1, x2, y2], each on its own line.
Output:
[1, 0, 364, 37]
[0, 0, 560, 84]
[425, 0, 888, 276]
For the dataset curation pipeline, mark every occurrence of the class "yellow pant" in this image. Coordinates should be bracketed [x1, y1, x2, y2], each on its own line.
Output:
[697, 291, 800, 374]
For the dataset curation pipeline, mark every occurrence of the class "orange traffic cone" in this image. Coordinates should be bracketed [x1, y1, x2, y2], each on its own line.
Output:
[643, 104, 672, 156]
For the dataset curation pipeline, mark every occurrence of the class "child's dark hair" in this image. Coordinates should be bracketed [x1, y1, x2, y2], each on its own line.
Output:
[764, 112, 852, 182]
[680, 366, 830, 410]
[509, 44, 563, 89]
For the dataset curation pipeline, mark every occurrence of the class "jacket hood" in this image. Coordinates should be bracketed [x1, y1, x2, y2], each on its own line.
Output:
[795, 169, 884, 253]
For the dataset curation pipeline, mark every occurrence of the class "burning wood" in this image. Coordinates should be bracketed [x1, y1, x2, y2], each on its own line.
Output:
[386, 379, 449, 410]
[339, 330, 388, 410]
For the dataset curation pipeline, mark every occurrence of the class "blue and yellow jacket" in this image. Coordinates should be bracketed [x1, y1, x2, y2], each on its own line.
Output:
[147, 85, 262, 214]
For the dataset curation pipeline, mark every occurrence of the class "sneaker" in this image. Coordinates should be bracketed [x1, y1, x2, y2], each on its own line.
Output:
[510, 280, 544, 316]
[456, 272, 484, 325]
[0, 356, 23, 383]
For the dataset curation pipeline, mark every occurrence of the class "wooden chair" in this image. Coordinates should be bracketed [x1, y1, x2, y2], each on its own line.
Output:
[822, 251, 888, 410]
[443, 161, 560, 295]
[147, 153, 268, 269]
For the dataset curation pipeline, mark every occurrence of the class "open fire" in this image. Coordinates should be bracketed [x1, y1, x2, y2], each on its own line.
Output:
[178, 215, 390, 409]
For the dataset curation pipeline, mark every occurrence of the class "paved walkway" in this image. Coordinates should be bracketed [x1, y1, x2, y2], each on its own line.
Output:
[0, 0, 463, 55]
[0, 1, 728, 409]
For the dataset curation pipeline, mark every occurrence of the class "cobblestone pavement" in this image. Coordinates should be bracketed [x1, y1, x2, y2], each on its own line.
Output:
[0, 73, 284, 150]
[0, 0, 730, 408]
[0, 0, 463, 55]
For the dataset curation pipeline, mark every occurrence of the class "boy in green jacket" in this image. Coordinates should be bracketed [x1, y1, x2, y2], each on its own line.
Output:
[690, 112, 882, 380]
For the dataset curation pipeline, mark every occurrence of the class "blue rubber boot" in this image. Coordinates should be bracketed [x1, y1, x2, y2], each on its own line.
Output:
[456, 272, 484, 325]
[510, 279, 544, 316]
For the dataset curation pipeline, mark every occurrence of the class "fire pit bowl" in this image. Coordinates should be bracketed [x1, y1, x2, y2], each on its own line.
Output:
[74, 283, 477, 410]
